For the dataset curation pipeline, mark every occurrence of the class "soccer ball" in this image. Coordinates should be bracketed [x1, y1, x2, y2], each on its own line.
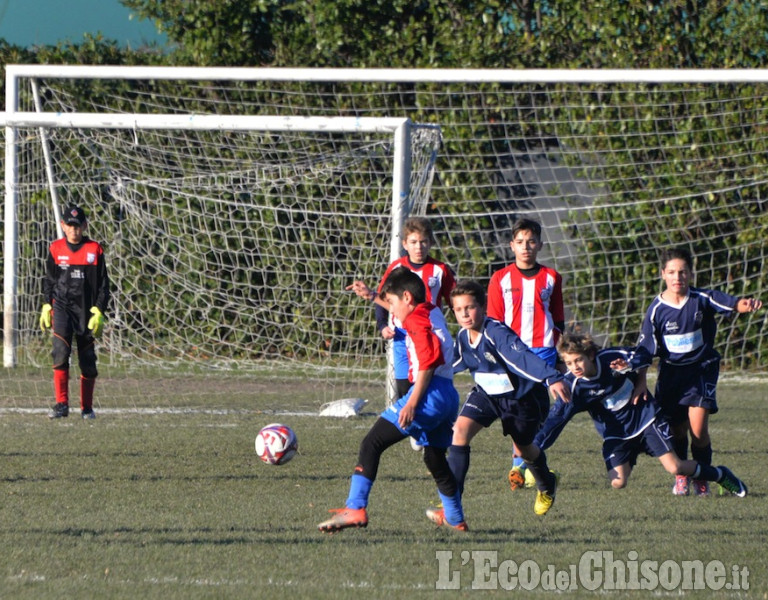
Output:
[255, 423, 298, 465]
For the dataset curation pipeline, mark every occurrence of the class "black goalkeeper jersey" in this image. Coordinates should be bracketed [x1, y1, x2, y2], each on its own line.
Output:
[43, 236, 110, 315]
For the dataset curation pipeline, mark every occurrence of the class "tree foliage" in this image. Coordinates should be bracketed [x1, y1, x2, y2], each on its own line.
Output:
[117, 0, 768, 69]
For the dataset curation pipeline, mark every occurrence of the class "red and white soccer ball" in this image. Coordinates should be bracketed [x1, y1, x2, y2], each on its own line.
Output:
[255, 423, 298, 465]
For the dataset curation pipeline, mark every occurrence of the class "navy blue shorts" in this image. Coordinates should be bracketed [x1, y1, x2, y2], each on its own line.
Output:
[602, 419, 675, 470]
[459, 385, 550, 447]
[655, 360, 720, 425]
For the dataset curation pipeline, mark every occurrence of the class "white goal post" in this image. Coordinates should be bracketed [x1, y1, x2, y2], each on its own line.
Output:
[2, 65, 768, 415]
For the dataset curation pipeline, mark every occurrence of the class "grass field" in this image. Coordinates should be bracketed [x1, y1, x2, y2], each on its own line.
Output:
[1, 376, 765, 599]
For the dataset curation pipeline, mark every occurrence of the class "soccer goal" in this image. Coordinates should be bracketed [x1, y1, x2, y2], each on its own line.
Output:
[3, 66, 768, 415]
[1, 66, 444, 411]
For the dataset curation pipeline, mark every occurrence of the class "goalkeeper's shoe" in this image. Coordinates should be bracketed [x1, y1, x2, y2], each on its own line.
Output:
[716, 466, 748, 498]
[81, 409, 96, 420]
[534, 471, 558, 516]
[49, 402, 69, 419]
[508, 466, 525, 491]
[425, 507, 469, 532]
[317, 507, 368, 533]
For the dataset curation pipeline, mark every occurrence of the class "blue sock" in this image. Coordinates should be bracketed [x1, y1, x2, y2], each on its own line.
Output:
[345, 473, 373, 509]
[513, 456, 525, 468]
[447, 445, 470, 496]
[438, 490, 465, 526]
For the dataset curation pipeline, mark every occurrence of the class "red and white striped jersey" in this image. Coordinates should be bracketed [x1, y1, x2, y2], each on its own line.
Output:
[378, 256, 455, 308]
[402, 302, 454, 382]
[486, 263, 563, 349]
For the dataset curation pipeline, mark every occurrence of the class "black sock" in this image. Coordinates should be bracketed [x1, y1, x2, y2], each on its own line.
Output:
[447, 445, 470, 496]
[524, 450, 553, 492]
[692, 463, 720, 482]
[673, 437, 688, 461]
[691, 444, 712, 471]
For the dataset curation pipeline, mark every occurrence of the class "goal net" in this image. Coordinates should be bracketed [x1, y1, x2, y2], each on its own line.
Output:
[3, 67, 768, 414]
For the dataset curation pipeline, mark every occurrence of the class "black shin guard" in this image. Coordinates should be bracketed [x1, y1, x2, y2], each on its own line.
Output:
[423, 446, 458, 497]
[355, 418, 406, 481]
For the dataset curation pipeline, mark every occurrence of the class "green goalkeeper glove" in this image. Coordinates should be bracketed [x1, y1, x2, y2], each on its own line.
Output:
[39, 303, 52, 332]
[88, 306, 105, 337]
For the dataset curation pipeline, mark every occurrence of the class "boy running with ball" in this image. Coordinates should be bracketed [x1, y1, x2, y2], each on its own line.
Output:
[319, 267, 467, 533]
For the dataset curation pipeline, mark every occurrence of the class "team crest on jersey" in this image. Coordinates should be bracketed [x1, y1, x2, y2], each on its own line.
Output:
[87, 252, 96, 264]
[694, 310, 703, 326]
[540, 287, 551, 301]
[483, 352, 498, 364]
[428, 276, 439, 289]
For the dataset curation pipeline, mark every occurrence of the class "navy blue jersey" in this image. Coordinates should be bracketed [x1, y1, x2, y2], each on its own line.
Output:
[453, 317, 562, 400]
[535, 347, 657, 448]
[638, 287, 738, 366]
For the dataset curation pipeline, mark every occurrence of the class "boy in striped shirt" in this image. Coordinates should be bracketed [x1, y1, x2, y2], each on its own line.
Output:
[487, 218, 565, 489]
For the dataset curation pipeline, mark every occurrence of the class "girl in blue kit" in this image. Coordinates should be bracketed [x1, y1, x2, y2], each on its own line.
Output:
[636, 247, 761, 496]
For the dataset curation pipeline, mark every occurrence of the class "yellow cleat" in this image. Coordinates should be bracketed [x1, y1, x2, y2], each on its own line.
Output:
[534, 472, 558, 516]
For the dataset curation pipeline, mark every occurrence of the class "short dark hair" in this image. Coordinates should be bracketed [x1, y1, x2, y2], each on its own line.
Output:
[511, 218, 542, 241]
[380, 266, 426, 304]
[660, 247, 693, 271]
[403, 216, 435, 243]
[450, 280, 486, 307]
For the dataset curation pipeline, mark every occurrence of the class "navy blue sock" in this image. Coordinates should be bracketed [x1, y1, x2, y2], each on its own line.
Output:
[447, 445, 470, 496]
[524, 450, 553, 492]
[691, 444, 712, 468]
[672, 437, 688, 461]
[691, 463, 721, 482]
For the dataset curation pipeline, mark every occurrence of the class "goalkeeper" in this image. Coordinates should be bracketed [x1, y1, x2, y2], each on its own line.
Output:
[39, 205, 110, 419]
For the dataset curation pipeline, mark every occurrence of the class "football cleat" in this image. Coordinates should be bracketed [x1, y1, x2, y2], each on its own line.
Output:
[534, 471, 558, 516]
[409, 437, 424, 452]
[691, 479, 709, 497]
[49, 403, 69, 419]
[425, 507, 469, 531]
[524, 467, 537, 488]
[81, 409, 96, 420]
[717, 466, 748, 498]
[672, 475, 690, 496]
[317, 507, 368, 533]
[508, 466, 525, 491]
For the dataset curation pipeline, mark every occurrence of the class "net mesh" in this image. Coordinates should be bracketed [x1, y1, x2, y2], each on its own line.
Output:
[3, 72, 768, 412]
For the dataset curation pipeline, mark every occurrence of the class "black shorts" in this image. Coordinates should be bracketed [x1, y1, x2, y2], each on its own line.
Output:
[459, 385, 550, 447]
[655, 360, 720, 425]
[602, 419, 675, 470]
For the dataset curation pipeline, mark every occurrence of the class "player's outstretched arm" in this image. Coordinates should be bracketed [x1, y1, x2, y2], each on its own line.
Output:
[346, 280, 388, 309]
[736, 297, 762, 313]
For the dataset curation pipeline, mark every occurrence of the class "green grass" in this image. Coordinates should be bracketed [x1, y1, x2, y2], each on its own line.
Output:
[1, 380, 766, 598]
